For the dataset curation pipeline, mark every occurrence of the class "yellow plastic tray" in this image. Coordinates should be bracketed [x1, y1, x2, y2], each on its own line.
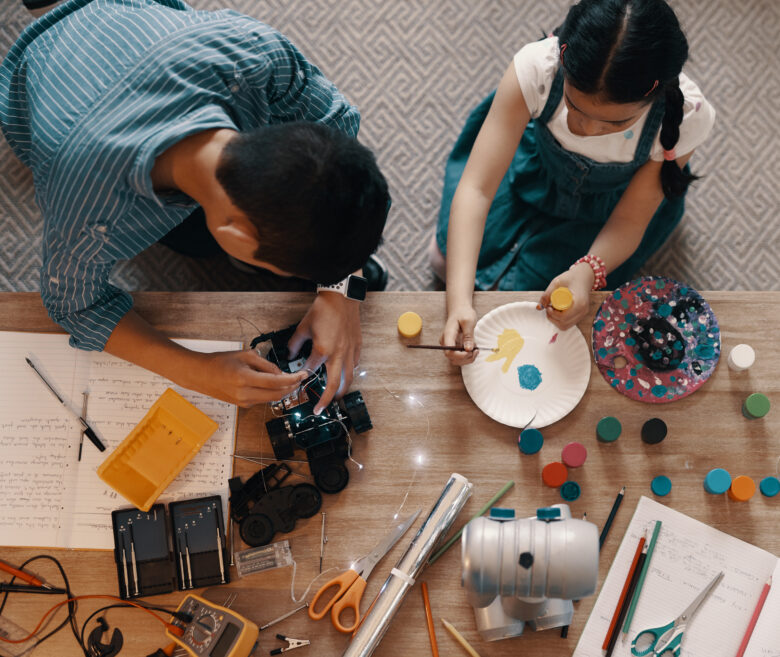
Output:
[97, 388, 219, 511]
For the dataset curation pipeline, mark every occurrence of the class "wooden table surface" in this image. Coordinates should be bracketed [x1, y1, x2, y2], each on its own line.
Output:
[0, 291, 777, 657]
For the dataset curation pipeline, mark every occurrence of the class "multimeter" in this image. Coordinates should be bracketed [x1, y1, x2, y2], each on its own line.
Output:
[166, 594, 259, 657]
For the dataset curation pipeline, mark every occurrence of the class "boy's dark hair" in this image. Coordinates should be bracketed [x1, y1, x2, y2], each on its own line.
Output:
[216, 122, 390, 284]
[558, 0, 698, 198]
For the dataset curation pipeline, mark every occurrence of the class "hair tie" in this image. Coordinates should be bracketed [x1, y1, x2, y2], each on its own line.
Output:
[560, 43, 567, 65]
[663, 148, 676, 161]
[644, 79, 659, 97]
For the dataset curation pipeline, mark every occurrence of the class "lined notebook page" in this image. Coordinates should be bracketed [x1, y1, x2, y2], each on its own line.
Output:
[574, 496, 778, 657]
[744, 560, 780, 657]
[0, 331, 240, 549]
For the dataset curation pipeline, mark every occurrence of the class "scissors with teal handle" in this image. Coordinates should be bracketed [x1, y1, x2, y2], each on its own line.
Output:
[631, 571, 723, 657]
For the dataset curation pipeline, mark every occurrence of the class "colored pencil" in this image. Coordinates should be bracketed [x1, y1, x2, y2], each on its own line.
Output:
[428, 480, 515, 565]
[421, 582, 439, 657]
[406, 344, 497, 352]
[599, 487, 626, 550]
[606, 543, 648, 657]
[735, 576, 772, 657]
[602, 530, 647, 650]
[621, 520, 662, 642]
[441, 619, 482, 657]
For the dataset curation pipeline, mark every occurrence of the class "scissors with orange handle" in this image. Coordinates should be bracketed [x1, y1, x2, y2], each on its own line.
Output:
[308, 510, 420, 633]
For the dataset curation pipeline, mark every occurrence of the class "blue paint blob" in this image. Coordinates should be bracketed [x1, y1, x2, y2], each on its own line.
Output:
[626, 337, 636, 346]
[517, 364, 542, 391]
[624, 129, 634, 139]
[651, 385, 667, 397]
[598, 347, 608, 358]
[625, 380, 634, 390]
[658, 303, 672, 317]
[626, 313, 637, 324]
[594, 319, 605, 331]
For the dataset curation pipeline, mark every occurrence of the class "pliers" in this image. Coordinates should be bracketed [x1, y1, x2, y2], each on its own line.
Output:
[270, 634, 310, 654]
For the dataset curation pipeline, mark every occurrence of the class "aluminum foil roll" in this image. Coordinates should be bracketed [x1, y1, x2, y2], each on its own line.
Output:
[342, 473, 473, 657]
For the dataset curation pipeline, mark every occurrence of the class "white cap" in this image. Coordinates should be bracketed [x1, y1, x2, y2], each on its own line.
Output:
[727, 344, 755, 371]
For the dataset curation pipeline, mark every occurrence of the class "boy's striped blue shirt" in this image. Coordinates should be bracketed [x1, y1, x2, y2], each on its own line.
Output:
[0, 0, 360, 350]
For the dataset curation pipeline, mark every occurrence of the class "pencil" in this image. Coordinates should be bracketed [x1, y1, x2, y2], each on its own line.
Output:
[602, 530, 647, 650]
[407, 344, 497, 352]
[735, 576, 772, 657]
[441, 619, 482, 657]
[428, 480, 515, 565]
[599, 486, 625, 550]
[606, 543, 647, 657]
[621, 520, 662, 642]
[421, 582, 439, 657]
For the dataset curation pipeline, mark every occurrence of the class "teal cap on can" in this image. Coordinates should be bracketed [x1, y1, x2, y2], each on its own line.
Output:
[759, 476, 780, 498]
[651, 475, 672, 496]
[743, 393, 770, 419]
[537, 507, 561, 520]
[489, 507, 516, 520]
[560, 481, 581, 501]
[704, 468, 732, 495]
[518, 428, 544, 454]
[597, 416, 622, 442]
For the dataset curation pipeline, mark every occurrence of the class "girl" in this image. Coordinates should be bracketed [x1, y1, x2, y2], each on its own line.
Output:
[433, 0, 715, 365]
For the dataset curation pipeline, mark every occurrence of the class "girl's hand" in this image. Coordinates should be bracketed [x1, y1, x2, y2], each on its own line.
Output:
[539, 263, 594, 331]
[441, 304, 479, 366]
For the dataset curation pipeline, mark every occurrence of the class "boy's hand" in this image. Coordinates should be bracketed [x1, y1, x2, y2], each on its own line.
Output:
[287, 292, 362, 414]
[539, 263, 594, 330]
[441, 304, 479, 366]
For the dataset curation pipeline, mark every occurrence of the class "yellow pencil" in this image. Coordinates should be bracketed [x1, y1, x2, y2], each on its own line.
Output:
[441, 618, 482, 657]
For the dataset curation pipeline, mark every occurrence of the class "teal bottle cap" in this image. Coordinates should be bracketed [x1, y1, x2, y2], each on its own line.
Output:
[596, 416, 622, 442]
[651, 475, 672, 496]
[536, 507, 561, 520]
[489, 507, 516, 519]
[744, 393, 770, 419]
[518, 428, 544, 454]
[759, 476, 780, 497]
[560, 481, 581, 501]
[704, 468, 732, 495]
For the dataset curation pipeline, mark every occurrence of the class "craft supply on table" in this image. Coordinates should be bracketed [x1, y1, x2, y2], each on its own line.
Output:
[397, 311, 423, 338]
[704, 468, 732, 495]
[98, 388, 219, 511]
[742, 393, 770, 419]
[599, 487, 626, 550]
[407, 344, 496, 352]
[343, 473, 473, 657]
[641, 418, 667, 445]
[320, 512, 327, 573]
[309, 509, 421, 633]
[517, 428, 543, 454]
[234, 541, 294, 578]
[561, 441, 587, 467]
[560, 480, 581, 501]
[729, 475, 756, 502]
[575, 497, 780, 657]
[728, 344, 755, 371]
[550, 286, 574, 311]
[462, 301, 590, 428]
[0, 614, 38, 657]
[605, 538, 648, 657]
[597, 416, 622, 442]
[542, 462, 568, 488]
[602, 530, 647, 651]
[650, 475, 672, 497]
[735, 576, 772, 657]
[270, 634, 310, 654]
[0, 558, 54, 590]
[169, 496, 229, 589]
[592, 276, 720, 403]
[759, 476, 780, 498]
[621, 520, 662, 642]
[440, 619, 482, 657]
[421, 581, 439, 657]
[78, 391, 89, 461]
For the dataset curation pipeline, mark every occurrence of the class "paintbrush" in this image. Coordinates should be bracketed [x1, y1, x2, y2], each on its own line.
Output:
[406, 344, 498, 353]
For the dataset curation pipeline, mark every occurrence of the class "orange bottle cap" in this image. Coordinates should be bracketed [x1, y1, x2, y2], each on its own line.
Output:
[728, 475, 756, 501]
[397, 311, 423, 338]
[542, 462, 568, 488]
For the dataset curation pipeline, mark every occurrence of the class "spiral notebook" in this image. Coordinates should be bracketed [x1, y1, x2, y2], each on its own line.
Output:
[0, 331, 239, 550]
[574, 496, 780, 657]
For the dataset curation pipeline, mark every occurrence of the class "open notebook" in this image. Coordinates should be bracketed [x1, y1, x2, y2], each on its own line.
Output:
[0, 331, 240, 550]
[575, 496, 780, 657]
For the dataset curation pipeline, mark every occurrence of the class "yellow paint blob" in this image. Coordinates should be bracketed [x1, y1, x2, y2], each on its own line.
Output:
[397, 311, 423, 338]
[486, 328, 525, 373]
[551, 287, 574, 311]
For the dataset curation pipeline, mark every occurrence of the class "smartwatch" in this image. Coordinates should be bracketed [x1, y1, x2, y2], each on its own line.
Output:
[317, 274, 368, 301]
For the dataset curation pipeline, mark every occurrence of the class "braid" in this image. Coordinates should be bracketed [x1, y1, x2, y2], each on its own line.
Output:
[659, 78, 699, 198]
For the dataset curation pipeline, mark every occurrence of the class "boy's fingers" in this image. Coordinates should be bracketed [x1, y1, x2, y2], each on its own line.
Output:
[287, 325, 311, 359]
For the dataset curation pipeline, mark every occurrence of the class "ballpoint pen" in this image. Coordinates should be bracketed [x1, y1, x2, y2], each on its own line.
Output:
[25, 357, 106, 452]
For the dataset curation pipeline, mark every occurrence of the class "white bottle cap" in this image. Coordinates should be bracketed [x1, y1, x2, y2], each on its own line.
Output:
[727, 344, 755, 371]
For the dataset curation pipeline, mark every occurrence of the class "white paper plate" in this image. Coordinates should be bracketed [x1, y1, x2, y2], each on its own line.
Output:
[462, 301, 591, 428]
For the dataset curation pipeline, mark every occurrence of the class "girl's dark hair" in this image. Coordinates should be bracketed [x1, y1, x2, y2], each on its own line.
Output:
[216, 122, 390, 284]
[557, 0, 698, 198]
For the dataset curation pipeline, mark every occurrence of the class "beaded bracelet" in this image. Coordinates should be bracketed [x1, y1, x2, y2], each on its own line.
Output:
[571, 254, 607, 291]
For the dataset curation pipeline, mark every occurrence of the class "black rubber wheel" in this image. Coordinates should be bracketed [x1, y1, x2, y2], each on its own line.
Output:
[314, 461, 350, 494]
[343, 391, 372, 433]
[240, 513, 276, 547]
[290, 484, 323, 518]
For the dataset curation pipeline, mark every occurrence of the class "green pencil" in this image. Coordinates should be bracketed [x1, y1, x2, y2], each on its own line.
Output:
[621, 520, 662, 641]
[427, 480, 515, 565]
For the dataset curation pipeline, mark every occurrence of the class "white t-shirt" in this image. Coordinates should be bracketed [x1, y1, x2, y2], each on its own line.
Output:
[513, 37, 715, 163]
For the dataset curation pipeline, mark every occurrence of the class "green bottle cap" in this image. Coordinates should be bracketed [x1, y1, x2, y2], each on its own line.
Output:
[743, 393, 770, 419]
[596, 416, 622, 442]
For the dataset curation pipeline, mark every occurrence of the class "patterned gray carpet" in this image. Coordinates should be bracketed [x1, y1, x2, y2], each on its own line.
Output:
[1, 0, 778, 294]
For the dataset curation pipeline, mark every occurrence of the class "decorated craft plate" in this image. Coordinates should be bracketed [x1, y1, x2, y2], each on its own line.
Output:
[462, 301, 591, 428]
[592, 276, 720, 403]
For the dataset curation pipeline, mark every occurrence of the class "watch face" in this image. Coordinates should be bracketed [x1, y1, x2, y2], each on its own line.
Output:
[346, 275, 368, 301]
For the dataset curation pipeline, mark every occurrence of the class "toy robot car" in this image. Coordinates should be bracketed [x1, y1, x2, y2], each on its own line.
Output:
[250, 325, 372, 494]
